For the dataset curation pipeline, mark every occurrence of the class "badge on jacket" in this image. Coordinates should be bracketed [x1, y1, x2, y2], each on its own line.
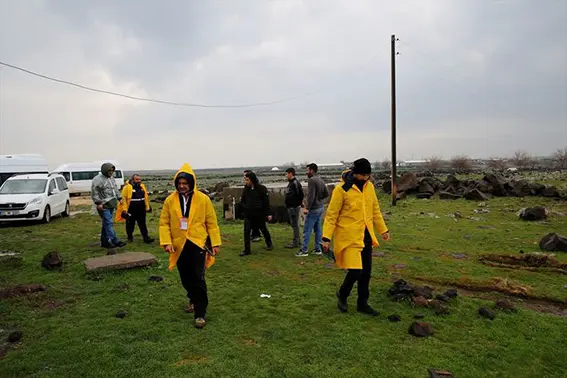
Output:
[180, 217, 188, 230]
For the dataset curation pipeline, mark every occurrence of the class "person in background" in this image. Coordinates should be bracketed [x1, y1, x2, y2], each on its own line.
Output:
[284, 167, 303, 249]
[322, 158, 390, 316]
[91, 162, 126, 248]
[243, 170, 262, 243]
[296, 163, 328, 257]
[240, 171, 273, 256]
[159, 163, 221, 329]
[116, 174, 155, 243]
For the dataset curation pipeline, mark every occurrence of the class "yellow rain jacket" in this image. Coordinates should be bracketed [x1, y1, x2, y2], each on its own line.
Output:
[159, 163, 221, 271]
[115, 180, 151, 222]
[323, 170, 389, 269]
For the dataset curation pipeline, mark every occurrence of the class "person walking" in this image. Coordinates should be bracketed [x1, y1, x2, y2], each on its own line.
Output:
[116, 174, 155, 243]
[322, 158, 390, 316]
[296, 163, 328, 257]
[159, 163, 222, 329]
[91, 162, 126, 248]
[284, 167, 303, 249]
[243, 170, 262, 242]
[240, 171, 273, 256]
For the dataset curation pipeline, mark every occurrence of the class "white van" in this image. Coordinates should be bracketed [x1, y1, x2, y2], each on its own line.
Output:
[52, 161, 124, 196]
[0, 173, 70, 223]
[0, 154, 49, 187]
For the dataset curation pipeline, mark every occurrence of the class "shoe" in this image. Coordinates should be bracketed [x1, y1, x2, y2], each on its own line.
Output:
[311, 249, 323, 256]
[143, 237, 155, 244]
[184, 303, 195, 313]
[295, 250, 309, 257]
[285, 243, 299, 249]
[357, 304, 379, 316]
[252, 237, 262, 243]
[101, 243, 115, 249]
[239, 250, 251, 257]
[337, 291, 348, 313]
[195, 317, 206, 329]
[266, 245, 274, 251]
[115, 241, 127, 248]
[127, 237, 134, 243]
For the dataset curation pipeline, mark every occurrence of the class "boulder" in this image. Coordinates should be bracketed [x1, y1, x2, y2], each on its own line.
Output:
[409, 322, 434, 337]
[382, 180, 392, 194]
[529, 183, 545, 195]
[443, 175, 460, 190]
[418, 180, 435, 195]
[41, 252, 62, 270]
[439, 191, 461, 200]
[398, 172, 419, 193]
[518, 207, 547, 221]
[539, 233, 567, 252]
[476, 180, 493, 193]
[506, 179, 531, 197]
[483, 173, 507, 196]
[542, 186, 559, 198]
[464, 189, 489, 201]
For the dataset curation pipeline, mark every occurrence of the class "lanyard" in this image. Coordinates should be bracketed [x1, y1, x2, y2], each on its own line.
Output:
[181, 195, 189, 217]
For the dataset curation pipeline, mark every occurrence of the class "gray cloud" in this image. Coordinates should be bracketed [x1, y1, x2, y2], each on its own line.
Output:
[0, 0, 565, 170]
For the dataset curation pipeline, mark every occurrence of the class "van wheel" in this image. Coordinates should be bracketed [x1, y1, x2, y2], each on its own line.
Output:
[42, 206, 51, 223]
[62, 201, 70, 217]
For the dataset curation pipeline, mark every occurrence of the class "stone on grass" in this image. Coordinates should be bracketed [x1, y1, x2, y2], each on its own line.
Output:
[149, 276, 164, 282]
[8, 331, 22, 343]
[444, 289, 458, 299]
[387, 314, 401, 322]
[413, 296, 429, 307]
[539, 233, 567, 252]
[518, 207, 548, 221]
[115, 310, 128, 319]
[495, 299, 517, 312]
[413, 286, 434, 299]
[479, 307, 495, 320]
[436, 294, 450, 303]
[428, 369, 455, 378]
[409, 322, 434, 337]
[42, 252, 62, 270]
[83, 252, 157, 272]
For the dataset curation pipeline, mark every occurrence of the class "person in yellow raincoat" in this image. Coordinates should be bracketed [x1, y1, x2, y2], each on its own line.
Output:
[322, 158, 390, 316]
[159, 163, 221, 329]
[115, 174, 154, 244]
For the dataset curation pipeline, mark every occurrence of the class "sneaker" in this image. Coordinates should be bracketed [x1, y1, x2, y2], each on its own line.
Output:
[266, 245, 274, 251]
[184, 303, 195, 313]
[239, 250, 251, 257]
[295, 250, 309, 257]
[195, 318, 206, 329]
[143, 237, 155, 244]
[252, 237, 262, 243]
[115, 241, 127, 248]
[127, 237, 134, 243]
[311, 249, 323, 256]
[337, 291, 348, 313]
[284, 243, 299, 249]
[357, 304, 379, 316]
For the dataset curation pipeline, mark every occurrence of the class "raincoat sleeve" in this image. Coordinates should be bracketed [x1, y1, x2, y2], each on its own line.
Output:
[371, 186, 388, 235]
[322, 186, 344, 241]
[91, 177, 103, 205]
[205, 198, 222, 247]
[142, 184, 151, 211]
[159, 197, 173, 246]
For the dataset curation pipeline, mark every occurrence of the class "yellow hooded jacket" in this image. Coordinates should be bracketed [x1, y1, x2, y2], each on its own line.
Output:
[115, 180, 151, 222]
[322, 170, 388, 270]
[159, 163, 222, 271]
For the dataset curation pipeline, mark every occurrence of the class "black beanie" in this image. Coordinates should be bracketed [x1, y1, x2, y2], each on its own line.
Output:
[352, 158, 372, 175]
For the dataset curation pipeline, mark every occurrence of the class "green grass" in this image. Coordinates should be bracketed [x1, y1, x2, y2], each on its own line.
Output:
[1, 193, 567, 378]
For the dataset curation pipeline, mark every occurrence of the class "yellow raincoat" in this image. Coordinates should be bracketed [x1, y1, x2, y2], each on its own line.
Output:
[323, 170, 389, 269]
[159, 163, 221, 271]
[115, 180, 151, 222]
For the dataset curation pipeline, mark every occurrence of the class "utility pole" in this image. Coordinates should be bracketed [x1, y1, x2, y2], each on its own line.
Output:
[390, 34, 398, 206]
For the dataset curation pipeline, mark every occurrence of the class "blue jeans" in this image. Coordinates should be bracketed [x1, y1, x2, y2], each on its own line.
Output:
[301, 207, 324, 252]
[98, 208, 120, 246]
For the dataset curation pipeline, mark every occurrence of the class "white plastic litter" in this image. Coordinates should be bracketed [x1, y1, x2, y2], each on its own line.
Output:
[260, 294, 271, 298]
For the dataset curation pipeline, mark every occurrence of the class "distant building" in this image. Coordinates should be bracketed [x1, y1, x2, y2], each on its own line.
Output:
[271, 167, 280, 172]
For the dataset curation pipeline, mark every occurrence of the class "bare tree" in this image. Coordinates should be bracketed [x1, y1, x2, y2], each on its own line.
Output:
[424, 156, 442, 171]
[553, 147, 567, 169]
[487, 157, 507, 170]
[380, 159, 392, 170]
[511, 150, 534, 169]
[451, 155, 472, 172]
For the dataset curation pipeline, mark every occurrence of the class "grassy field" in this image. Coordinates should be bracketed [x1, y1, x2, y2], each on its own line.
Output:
[1, 190, 567, 377]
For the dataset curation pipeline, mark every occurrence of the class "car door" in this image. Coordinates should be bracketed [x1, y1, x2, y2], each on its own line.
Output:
[56, 177, 69, 213]
[47, 179, 60, 213]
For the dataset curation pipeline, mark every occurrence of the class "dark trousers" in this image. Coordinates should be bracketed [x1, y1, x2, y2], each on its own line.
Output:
[126, 201, 148, 239]
[244, 216, 272, 252]
[338, 230, 373, 306]
[177, 240, 208, 319]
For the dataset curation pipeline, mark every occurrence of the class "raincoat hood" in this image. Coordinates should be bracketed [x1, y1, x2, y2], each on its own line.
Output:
[174, 163, 197, 192]
[101, 163, 115, 177]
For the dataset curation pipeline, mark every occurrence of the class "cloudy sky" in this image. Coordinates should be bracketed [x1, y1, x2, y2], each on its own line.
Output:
[0, 0, 566, 170]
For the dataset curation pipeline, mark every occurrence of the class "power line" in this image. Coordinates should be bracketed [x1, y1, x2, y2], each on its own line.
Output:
[0, 54, 382, 108]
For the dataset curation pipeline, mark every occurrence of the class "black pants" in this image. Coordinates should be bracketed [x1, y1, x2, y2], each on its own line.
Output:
[338, 230, 373, 306]
[126, 201, 148, 239]
[177, 240, 208, 319]
[244, 216, 272, 252]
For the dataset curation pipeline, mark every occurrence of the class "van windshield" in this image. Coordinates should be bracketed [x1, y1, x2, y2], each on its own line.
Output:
[0, 179, 47, 194]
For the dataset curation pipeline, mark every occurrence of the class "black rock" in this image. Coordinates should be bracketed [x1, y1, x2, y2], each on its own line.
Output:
[413, 286, 434, 299]
[115, 310, 128, 319]
[8, 330, 22, 343]
[464, 189, 489, 201]
[436, 294, 450, 302]
[414, 314, 425, 319]
[41, 252, 62, 270]
[539, 233, 567, 252]
[443, 289, 458, 299]
[479, 307, 495, 320]
[387, 314, 402, 322]
[518, 206, 547, 221]
[409, 322, 434, 337]
[148, 276, 164, 282]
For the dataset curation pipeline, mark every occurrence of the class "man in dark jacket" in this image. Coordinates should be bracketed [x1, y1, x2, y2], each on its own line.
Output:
[240, 171, 273, 256]
[243, 170, 262, 242]
[284, 167, 304, 249]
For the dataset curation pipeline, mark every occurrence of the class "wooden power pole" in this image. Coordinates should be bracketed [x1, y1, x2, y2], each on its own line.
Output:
[391, 34, 398, 206]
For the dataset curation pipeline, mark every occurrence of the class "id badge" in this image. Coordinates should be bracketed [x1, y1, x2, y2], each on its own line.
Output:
[180, 217, 188, 230]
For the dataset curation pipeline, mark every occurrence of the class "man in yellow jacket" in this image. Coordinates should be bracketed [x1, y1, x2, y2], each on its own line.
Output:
[159, 163, 222, 329]
[322, 158, 390, 316]
[115, 174, 154, 243]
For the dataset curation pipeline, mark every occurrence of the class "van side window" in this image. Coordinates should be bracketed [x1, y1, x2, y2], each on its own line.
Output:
[60, 172, 71, 181]
[56, 177, 68, 191]
[49, 180, 57, 193]
[114, 170, 123, 179]
[72, 171, 99, 181]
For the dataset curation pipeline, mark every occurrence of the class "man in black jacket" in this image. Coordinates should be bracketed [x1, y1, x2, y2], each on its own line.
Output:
[243, 170, 262, 242]
[240, 171, 273, 256]
[284, 167, 303, 249]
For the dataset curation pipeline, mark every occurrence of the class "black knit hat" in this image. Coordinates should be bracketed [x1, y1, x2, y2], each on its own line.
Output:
[352, 158, 372, 175]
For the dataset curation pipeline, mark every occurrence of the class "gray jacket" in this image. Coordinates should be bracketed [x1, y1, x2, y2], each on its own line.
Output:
[306, 175, 329, 210]
[91, 163, 122, 209]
